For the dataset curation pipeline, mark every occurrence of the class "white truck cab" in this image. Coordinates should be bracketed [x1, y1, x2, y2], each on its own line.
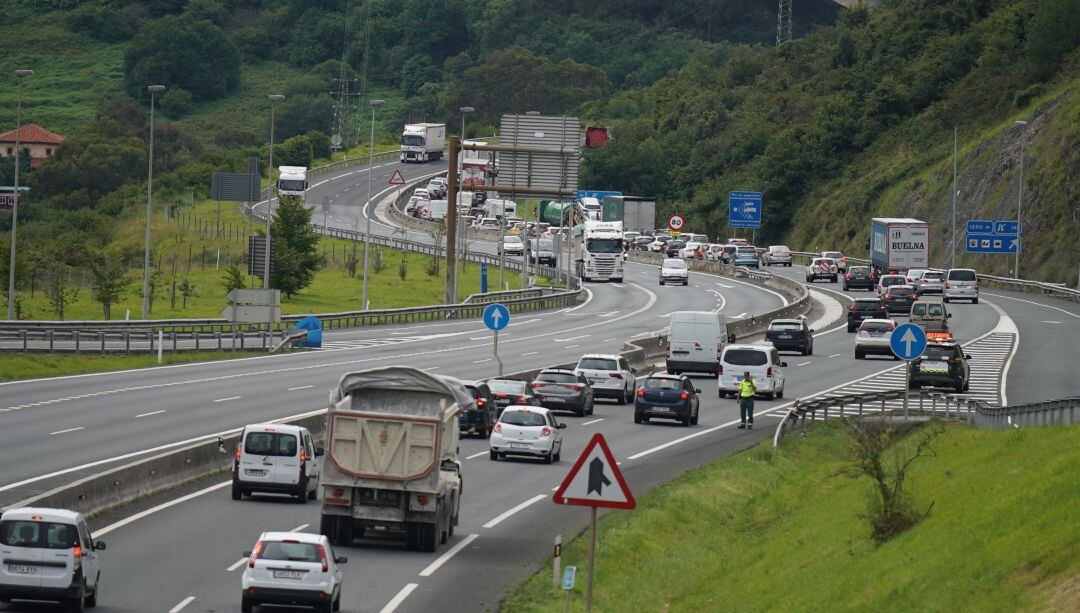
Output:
[277, 166, 308, 201]
[228, 424, 322, 503]
[575, 220, 625, 282]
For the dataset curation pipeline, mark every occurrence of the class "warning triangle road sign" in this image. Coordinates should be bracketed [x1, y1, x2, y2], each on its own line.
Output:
[553, 433, 635, 509]
[388, 169, 406, 186]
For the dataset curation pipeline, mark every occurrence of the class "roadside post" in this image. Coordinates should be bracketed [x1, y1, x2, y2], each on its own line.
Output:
[562, 565, 576, 613]
[553, 534, 562, 588]
[890, 323, 928, 416]
[483, 303, 509, 376]
[553, 433, 636, 611]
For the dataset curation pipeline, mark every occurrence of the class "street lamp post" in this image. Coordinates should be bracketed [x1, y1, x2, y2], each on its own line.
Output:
[7, 69, 32, 320]
[361, 99, 384, 310]
[455, 106, 474, 302]
[140, 84, 166, 320]
[1013, 120, 1027, 278]
[264, 95, 285, 338]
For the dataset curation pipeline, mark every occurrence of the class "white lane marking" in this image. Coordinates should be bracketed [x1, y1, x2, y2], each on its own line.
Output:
[168, 596, 195, 613]
[135, 410, 166, 418]
[560, 287, 595, 313]
[796, 361, 812, 366]
[985, 299, 1019, 405]
[213, 396, 242, 403]
[598, 311, 618, 317]
[422, 366, 440, 371]
[466, 451, 488, 459]
[287, 385, 314, 391]
[708, 289, 727, 314]
[379, 583, 419, 613]
[49, 427, 84, 436]
[715, 282, 733, 288]
[565, 344, 579, 349]
[96, 480, 231, 537]
[418, 533, 480, 577]
[292, 523, 310, 532]
[555, 334, 591, 342]
[483, 494, 547, 529]
[828, 353, 841, 358]
[983, 293, 1080, 319]
[732, 312, 748, 318]
[473, 358, 491, 364]
[656, 311, 675, 318]
[226, 558, 247, 572]
[602, 338, 617, 342]
[582, 418, 604, 426]
[1040, 320, 1061, 324]
[521, 351, 539, 356]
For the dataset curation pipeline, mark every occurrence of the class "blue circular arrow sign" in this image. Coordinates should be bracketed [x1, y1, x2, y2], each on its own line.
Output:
[483, 303, 510, 332]
[890, 323, 928, 361]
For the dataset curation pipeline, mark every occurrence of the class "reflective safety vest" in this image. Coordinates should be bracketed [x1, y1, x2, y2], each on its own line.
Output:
[739, 380, 756, 398]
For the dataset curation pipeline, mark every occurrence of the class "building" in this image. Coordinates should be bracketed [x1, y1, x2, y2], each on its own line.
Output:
[0, 124, 64, 167]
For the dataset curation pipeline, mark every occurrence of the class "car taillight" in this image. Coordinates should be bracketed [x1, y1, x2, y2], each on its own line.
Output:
[718, 364, 723, 374]
[518, 396, 529, 403]
[611, 373, 623, 379]
[493, 423, 502, 433]
[945, 283, 951, 289]
[300, 449, 307, 463]
[947, 359, 960, 364]
[476, 398, 485, 406]
[566, 384, 583, 391]
[531, 382, 545, 388]
[885, 294, 892, 300]
[869, 274, 876, 281]
[845, 274, 852, 280]
[249, 541, 263, 568]
[876, 307, 886, 312]
[973, 283, 979, 289]
[73, 545, 82, 571]
[849, 305, 857, 311]
[540, 427, 552, 437]
[636, 389, 644, 397]
[679, 392, 688, 400]
[766, 367, 772, 377]
[496, 393, 508, 398]
[318, 544, 329, 572]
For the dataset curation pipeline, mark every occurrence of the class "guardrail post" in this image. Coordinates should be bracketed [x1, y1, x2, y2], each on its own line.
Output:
[100, 332, 105, 355]
[124, 331, 130, 355]
[858, 398, 863, 416]
[48, 329, 54, 353]
[216, 331, 222, 350]
[171, 332, 177, 352]
[21, 329, 27, 352]
[195, 333, 200, 351]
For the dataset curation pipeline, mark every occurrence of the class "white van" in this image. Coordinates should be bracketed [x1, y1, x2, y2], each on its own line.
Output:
[718, 344, 787, 399]
[0, 507, 106, 610]
[228, 424, 322, 503]
[667, 311, 731, 377]
[944, 268, 979, 303]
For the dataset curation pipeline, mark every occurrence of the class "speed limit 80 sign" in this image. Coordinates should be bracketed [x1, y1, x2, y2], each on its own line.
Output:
[667, 214, 685, 232]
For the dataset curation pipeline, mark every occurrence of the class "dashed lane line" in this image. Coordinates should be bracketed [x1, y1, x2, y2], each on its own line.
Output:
[482, 494, 547, 529]
[418, 533, 479, 577]
[379, 583, 419, 613]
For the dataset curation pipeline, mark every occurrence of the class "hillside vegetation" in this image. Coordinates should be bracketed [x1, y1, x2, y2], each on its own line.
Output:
[507, 421, 1080, 611]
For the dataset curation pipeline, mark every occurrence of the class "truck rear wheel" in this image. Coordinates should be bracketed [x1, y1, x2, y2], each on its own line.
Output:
[420, 522, 438, 552]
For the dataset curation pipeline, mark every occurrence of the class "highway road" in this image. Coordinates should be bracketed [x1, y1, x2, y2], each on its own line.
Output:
[1, 155, 1076, 613]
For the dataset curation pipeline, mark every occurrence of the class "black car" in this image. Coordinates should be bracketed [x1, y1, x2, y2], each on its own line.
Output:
[484, 378, 540, 414]
[529, 239, 557, 266]
[634, 374, 700, 427]
[909, 341, 971, 393]
[883, 285, 918, 313]
[843, 266, 876, 291]
[530, 369, 594, 417]
[664, 240, 686, 257]
[460, 381, 497, 437]
[764, 319, 813, 355]
[847, 297, 889, 332]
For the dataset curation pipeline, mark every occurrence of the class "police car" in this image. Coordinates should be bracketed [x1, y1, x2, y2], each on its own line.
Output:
[908, 332, 971, 393]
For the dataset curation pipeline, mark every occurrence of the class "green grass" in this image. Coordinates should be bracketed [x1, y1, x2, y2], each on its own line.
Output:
[506, 421, 1080, 612]
[0, 351, 259, 383]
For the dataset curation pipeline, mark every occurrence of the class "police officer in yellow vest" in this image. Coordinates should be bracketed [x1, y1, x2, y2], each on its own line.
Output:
[737, 371, 756, 430]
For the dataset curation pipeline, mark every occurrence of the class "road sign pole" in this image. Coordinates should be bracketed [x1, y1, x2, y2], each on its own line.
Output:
[585, 506, 597, 612]
[904, 363, 911, 418]
[493, 330, 503, 376]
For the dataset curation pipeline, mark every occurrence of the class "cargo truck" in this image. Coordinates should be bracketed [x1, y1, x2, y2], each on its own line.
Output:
[319, 366, 466, 552]
[400, 123, 446, 163]
[601, 195, 656, 233]
[871, 217, 930, 275]
[277, 166, 308, 202]
[574, 220, 625, 282]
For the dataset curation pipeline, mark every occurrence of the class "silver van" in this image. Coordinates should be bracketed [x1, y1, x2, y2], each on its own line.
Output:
[667, 311, 732, 377]
[944, 268, 979, 303]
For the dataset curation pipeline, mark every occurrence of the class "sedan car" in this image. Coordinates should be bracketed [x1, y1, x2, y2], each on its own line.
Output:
[634, 374, 700, 426]
[489, 406, 565, 463]
[529, 238, 557, 266]
[762, 245, 793, 266]
[883, 284, 918, 313]
[659, 258, 689, 286]
[530, 369, 594, 417]
[806, 257, 839, 282]
[821, 251, 848, 272]
[484, 378, 540, 414]
[843, 266, 876, 291]
[764, 318, 813, 355]
[499, 235, 525, 256]
[241, 531, 346, 613]
[460, 380, 497, 438]
[917, 270, 946, 295]
[847, 296, 889, 332]
[854, 319, 899, 360]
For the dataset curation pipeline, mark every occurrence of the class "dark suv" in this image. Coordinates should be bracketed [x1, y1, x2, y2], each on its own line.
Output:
[847, 297, 888, 332]
[530, 369, 594, 417]
[909, 342, 971, 393]
[460, 381, 497, 437]
[843, 266, 876, 291]
[764, 319, 813, 355]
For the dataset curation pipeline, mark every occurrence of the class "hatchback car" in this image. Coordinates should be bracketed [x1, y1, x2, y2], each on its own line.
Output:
[489, 406, 565, 463]
[843, 266, 876, 291]
[905, 268, 928, 285]
[241, 531, 345, 613]
[530, 369, 594, 417]
[718, 344, 786, 399]
[762, 245, 793, 266]
[917, 270, 946, 295]
[460, 380, 497, 438]
[0, 507, 106, 612]
[944, 268, 979, 303]
[680, 241, 704, 259]
[806, 258, 839, 282]
[719, 244, 739, 264]
[648, 235, 672, 252]
[574, 354, 636, 403]
[909, 341, 971, 392]
[634, 375, 700, 426]
[847, 297, 889, 332]
[659, 258, 689, 286]
[499, 235, 525, 256]
[484, 379, 539, 413]
[877, 274, 908, 295]
[821, 251, 848, 272]
[764, 319, 814, 355]
[854, 319, 899, 360]
[734, 246, 760, 268]
[883, 285, 918, 314]
[529, 239, 557, 266]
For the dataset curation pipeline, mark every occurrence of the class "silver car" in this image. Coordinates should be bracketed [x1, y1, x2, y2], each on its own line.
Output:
[917, 270, 946, 295]
[944, 268, 979, 304]
[659, 258, 689, 286]
[854, 319, 899, 360]
[762, 245, 792, 266]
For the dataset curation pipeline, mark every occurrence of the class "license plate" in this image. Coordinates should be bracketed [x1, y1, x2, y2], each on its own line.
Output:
[652, 407, 671, 412]
[777, 334, 793, 339]
[546, 397, 565, 402]
[922, 361, 947, 371]
[7, 564, 35, 575]
[273, 570, 305, 579]
[510, 443, 531, 449]
[588, 378, 603, 385]
[245, 469, 267, 477]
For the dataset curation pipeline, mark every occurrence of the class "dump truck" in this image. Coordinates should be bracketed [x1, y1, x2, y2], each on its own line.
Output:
[319, 366, 466, 552]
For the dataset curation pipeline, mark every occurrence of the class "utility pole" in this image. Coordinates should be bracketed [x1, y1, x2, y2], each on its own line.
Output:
[776, 0, 793, 47]
[7, 69, 32, 321]
[360, 99, 384, 309]
[141, 84, 165, 320]
[446, 137, 460, 305]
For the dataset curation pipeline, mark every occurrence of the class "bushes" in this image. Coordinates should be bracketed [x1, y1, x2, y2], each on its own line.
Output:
[123, 15, 240, 103]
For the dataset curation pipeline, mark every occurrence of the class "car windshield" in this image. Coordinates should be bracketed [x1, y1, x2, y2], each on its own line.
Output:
[643, 378, 682, 390]
[850, 267, 870, 275]
[533, 240, 554, 251]
[724, 349, 768, 366]
[669, 241, 685, 249]
[578, 358, 617, 370]
[736, 248, 756, 256]
[882, 276, 905, 285]
[259, 541, 320, 562]
[402, 134, 424, 146]
[861, 322, 893, 333]
[663, 260, 687, 269]
[500, 410, 547, 426]
[924, 346, 958, 360]
[855, 299, 882, 308]
[769, 246, 789, 253]
[0, 520, 79, 549]
[923, 272, 945, 280]
[487, 380, 527, 394]
[504, 236, 522, 244]
[538, 372, 577, 384]
[244, 432, 297, 457]
[823, 252, 843, 259]
[769, 322, 803, 331]
[949, 270, 977, 281]
[813, 259, 834, 266]
[927, 304, 945, 316]
[278, 180, 306, 192]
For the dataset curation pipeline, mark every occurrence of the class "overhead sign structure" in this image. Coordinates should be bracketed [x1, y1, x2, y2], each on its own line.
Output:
[483, 303, 509, 376]
[389, 169, 406, 186]
[728, 191, 762, 229]
[965, 219, 1021, 254]
[890, 323, 928, 361]
[499, 114, 581, 199]
[667, 213, 686, 232]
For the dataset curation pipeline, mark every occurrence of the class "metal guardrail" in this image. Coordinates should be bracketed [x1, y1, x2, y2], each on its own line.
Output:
[1, 328, 283, 355]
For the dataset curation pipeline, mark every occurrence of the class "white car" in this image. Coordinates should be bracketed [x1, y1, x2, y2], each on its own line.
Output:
[473, 217, 500, 230]
[499, 235, 525, 256]
[762, 245, 792, 266]
[917, 270, 946, 295]
[412, 188, 431, 201]
[0, 507, 106, 611]
[877, 274, 908, 295]
[489, 406, 565, 463]
[854, 319, 899, 360]
[659, 258, 689, 285]
[229, 424, 322, 503]
[821, 251, 848, 272]
[680, 241, 704, 259]
[702, 244, 725, 262]
[805, 257, 839, 282]
[574, 354, 636, 403]
[428, 177, 448, 197]
[648, 236, 672, 252]
[241, 531, 345, 613]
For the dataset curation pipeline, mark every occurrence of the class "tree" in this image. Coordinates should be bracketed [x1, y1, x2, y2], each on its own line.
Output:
[46, 268, 78, 321]
[178, 278, 197, 309]
[89, 256, 129, 320]
[140, 268, 163, 315]
[277, 135, 314, 167]
[306, 131, 332, 160]
[123, 15, 241, 102]
[270, 195, 323, 297]
[222, 263, 246, 295]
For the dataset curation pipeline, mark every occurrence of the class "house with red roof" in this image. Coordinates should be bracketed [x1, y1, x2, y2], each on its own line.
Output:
[0, 124, 64, 167]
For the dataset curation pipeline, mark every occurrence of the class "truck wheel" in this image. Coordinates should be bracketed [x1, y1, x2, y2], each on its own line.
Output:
[296, 485, 308, 504]
[231, 482, 242, 501]
[405, 523, 420, 551]
[320, 515, 336, 541]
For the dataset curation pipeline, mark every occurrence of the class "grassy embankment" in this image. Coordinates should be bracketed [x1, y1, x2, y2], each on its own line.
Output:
[0, 351, 262, 383]
[507, 421, 1080, 611]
